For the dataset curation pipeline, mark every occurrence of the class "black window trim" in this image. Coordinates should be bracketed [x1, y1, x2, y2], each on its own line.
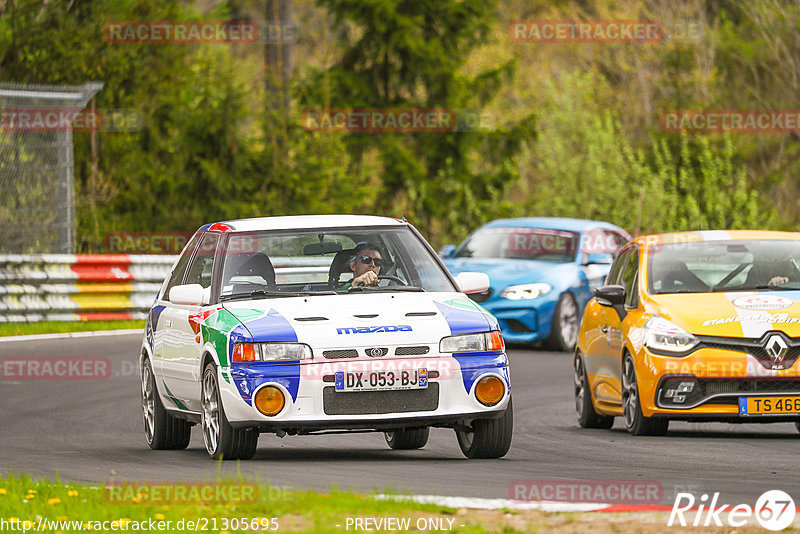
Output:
[163, 232, 204, 303]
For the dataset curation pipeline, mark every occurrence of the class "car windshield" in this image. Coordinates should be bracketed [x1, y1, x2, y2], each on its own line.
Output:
[648, 240, 800, 294]
[219, 226, 455, 298]
[455, 227, 580, 262]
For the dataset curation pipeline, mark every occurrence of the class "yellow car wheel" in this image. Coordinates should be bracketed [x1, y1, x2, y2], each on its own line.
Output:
[574, 353, 614, 429]
[622, 354, 669, 436]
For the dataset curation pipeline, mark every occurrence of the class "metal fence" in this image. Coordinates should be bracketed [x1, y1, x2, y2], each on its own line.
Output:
[0, 82, 103, 254]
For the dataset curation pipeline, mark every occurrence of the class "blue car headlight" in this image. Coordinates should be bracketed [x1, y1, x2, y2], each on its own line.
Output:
[500, 283, 552, 300]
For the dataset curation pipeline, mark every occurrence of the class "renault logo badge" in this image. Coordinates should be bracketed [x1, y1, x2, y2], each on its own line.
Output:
[765, 334, 788, 363]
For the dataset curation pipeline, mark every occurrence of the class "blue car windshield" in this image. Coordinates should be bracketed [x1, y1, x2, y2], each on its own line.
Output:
[456, 228, 580, 262]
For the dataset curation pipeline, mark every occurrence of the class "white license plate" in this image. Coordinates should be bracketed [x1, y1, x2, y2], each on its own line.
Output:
[334, 369, 428, 392]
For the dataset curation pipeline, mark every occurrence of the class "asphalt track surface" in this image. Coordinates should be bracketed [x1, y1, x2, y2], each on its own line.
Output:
[1, 332, 799, 506]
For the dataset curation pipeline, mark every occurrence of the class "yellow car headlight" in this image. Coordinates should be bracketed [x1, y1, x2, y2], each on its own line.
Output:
[643, 316, 698, 354]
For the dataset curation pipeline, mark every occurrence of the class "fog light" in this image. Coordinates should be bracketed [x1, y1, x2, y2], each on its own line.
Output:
[677, 381, 695, 393]
[673, 395, 686, 403]
[254, 386, 285, 416]
[474, 376, 505, 406]
[664, 389, 676, 398]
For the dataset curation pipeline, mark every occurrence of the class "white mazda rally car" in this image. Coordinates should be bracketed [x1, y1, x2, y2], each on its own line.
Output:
[139, 215, 512, 460]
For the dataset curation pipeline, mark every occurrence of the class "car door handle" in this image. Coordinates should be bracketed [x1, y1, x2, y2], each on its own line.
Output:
[166, 319, 172, 328]
[601, 326, 608, 333]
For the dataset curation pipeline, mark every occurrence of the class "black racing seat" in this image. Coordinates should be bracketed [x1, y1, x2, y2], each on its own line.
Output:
[654, 260, 707, 293]
[328, 248, 356, 289]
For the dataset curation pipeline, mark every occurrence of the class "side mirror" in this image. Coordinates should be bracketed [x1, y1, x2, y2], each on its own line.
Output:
[455, 272, 490, 294]
[584, 253, 613, 265]
[439, 244, 457, 258]
[593, 285, 625, 307]
[169, 284, 205, 306]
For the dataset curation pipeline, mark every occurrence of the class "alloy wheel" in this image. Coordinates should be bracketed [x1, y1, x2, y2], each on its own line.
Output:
[202, 368, 221, 455]
[622, 357, 638, 428]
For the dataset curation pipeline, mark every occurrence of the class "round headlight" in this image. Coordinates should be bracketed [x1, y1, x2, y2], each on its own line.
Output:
[475, 376, 505, 406]
[254, 386, 285, 416]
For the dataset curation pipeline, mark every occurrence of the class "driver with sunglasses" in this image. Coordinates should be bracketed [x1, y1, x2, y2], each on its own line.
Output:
[342, 241, 384, 288]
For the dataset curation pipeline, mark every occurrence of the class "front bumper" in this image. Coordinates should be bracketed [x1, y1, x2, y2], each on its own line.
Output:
[637, 345, 800, 419]
[475, 295, 558, 343]
[218, 353, 511, 431]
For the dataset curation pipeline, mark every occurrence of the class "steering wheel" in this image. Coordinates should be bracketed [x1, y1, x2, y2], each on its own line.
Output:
[377, 275, 407, 286]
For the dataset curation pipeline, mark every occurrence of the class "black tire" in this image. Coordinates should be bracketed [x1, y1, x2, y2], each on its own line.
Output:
[141, 359, 191, 450]
[385, 427, 429, 450]
[574, 353, 614, 429]
[622, 354, 669, 436]
[548, 293, 579, 352]
[456, 398, 513, 459]
[201, 363, 258, 460]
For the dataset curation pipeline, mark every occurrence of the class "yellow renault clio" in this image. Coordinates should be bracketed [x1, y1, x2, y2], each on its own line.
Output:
[575, 230, 800, 435]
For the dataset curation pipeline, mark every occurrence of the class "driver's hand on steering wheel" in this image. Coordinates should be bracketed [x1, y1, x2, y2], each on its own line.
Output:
[352, 271, 379, 287]
[769, 275, 789, 287]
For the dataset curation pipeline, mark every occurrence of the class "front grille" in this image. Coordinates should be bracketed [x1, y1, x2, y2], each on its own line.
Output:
[322, 349, 358, 359]
[322, 383, 439, 415]
[395, 345, 430, 356]
[657, 377, 800, 408]
[695, 333, 800, 370]
[468, 288, 492, 303]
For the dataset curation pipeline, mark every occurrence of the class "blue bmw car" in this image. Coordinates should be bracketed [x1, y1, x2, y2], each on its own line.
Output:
[441, 218, 630, 351]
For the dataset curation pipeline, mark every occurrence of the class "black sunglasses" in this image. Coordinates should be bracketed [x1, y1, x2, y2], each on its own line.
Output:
[359, 255, 384, 267]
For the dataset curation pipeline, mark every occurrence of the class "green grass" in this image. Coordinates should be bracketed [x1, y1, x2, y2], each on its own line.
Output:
[0, 320, 145, 337]
[0, 474, 528, 533]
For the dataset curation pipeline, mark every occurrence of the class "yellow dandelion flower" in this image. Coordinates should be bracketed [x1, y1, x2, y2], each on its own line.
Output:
[48, 498, 61, 505]
[161, 505, 169, 511]
[0, 488, 7, 495]
[67, 490, 79, 497]
[154, 513, 165, 520]
[131, 497, 141, 504]
[56, 516, 68, 521]
[26, 490, 36, 494]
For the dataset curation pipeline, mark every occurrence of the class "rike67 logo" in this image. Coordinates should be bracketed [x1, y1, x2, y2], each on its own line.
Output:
[669, 490, 796, 530]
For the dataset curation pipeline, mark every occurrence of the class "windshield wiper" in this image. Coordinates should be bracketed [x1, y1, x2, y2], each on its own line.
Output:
[710, 284, 799, 292]
[221, 290, 337, 301]
[346, 285, 425, 293]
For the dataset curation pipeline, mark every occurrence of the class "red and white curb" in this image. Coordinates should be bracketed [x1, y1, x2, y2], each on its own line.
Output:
[376, 494, 800, 515]
[375, 494, 609, 512]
